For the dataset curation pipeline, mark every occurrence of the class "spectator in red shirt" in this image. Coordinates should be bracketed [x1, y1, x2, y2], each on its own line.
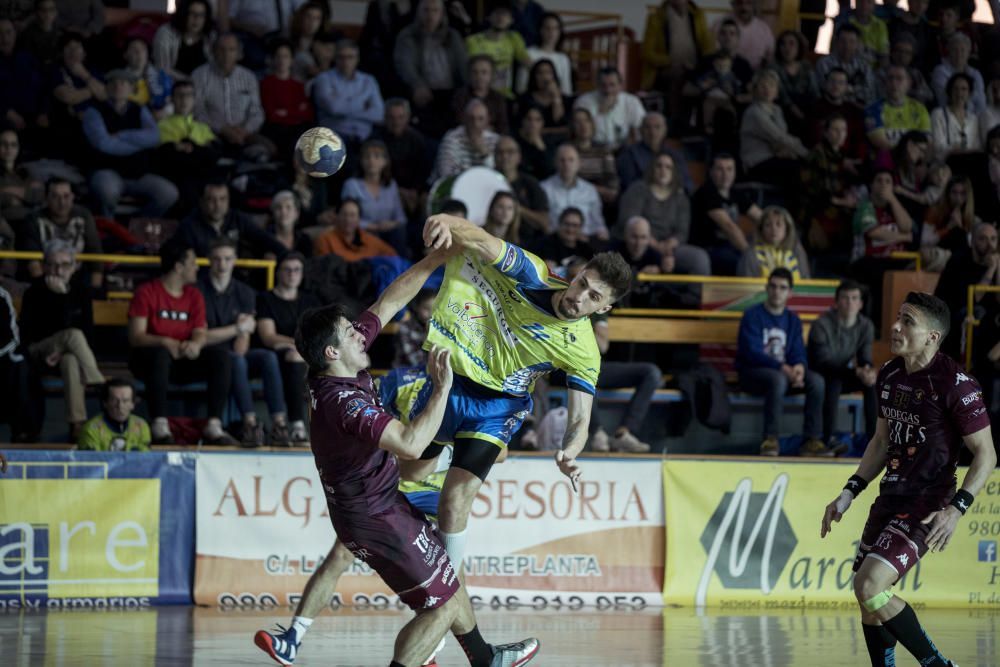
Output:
[127, 238, 237, 445]
[260, 39, 313, 160]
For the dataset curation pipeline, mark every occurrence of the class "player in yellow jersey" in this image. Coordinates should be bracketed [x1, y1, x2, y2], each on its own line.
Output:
[418, 213, 632, 567]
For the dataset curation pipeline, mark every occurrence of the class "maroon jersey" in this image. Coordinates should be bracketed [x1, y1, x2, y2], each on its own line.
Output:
[308, 310, 398, 515]
[876, 353, 990, 500]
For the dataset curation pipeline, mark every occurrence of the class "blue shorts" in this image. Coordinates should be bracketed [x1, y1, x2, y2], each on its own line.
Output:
[378, 369, 531, 450]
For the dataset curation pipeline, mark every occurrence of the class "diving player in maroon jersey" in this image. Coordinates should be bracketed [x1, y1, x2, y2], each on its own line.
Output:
[821, 292, 996, 667]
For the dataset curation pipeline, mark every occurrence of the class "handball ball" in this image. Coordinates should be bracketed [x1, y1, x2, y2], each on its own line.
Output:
[294, 127, 347, 178]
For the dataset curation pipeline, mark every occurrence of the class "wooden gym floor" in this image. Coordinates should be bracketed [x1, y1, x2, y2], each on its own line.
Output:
[2, 604, 997, 666]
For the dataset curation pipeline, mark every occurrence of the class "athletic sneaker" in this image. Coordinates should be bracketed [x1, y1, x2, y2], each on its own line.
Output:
[489, 638, 540, 666]
[588, 428, 610, 452]
[612, 430, 651, 453]
[800, 438, 835, 457]
[254, 625, 300, 666]
[760, 437, 779, 456]
[290, 423, 309, 447]
[827, 437, 850, 457]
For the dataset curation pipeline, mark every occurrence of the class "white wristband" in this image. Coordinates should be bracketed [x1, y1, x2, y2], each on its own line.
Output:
[834, 489, 854, 515]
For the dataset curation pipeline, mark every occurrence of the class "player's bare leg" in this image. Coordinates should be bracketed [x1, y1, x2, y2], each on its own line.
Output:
[391, 583, 539, 667]
[854, 558, 952, 666]
[399, 457, 438, 483]
[438, 468, 485, 564]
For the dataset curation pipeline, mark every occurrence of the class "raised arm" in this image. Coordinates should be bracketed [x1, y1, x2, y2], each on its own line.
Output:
[378, 347, 453, 459]
[367, 248, 451, 328]
[422, 213, 504, 262]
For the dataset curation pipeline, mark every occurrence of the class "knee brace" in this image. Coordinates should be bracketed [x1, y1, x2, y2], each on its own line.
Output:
[861, 590, 893, 613]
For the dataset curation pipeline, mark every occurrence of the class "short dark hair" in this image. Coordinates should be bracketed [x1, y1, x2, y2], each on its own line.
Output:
[710, 152, 736, 167]
[101, 377, 135, 403]
[173, 79, 194, 93]
[268, 37, 294, 56]
[159, 238, 194, 276]
[209, 237, 238, 255]
[945, 71, 975, 98]
[836, 24, 862, 39]
[598, 66, 621, 81]
[440, 199, 468, 217]
[768, 267, 794, 290]
[903, 292, 950, 339]
[824, 112, 847, 129]
[202, 180, 229, 195]
[278, 251, 306, 269]
[583, 251, 632, 301]
[835, 279, 864, 298]
[45, 176, 72, 194]
[468, 53, 495, 70]
[558, 206, 584, 224]
[295, 303, 352, 373]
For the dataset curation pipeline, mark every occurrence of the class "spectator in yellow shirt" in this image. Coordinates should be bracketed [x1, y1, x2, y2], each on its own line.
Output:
[78, 378, 152, 451]
[465, 5, 531, 98]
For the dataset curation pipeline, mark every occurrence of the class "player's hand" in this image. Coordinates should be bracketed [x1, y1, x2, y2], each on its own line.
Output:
[922, 506, 962, 552]
[423, 215, 457, 250]
[821, 490, 853, 538]
[427, 345, 452, 392]
[555, 450, 581, 492]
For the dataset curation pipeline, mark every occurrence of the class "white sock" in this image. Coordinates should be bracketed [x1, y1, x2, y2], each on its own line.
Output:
[441, 529, 468, 565]
[204, 418, 223, 438]
[291, 615, 312, 640]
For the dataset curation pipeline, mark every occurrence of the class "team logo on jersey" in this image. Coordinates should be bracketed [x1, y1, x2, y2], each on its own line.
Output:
[522, 323, 550, 341]
[896, 553, 909, 568]
[961, 390, 982, 406]
[500, 246, 518, 272]
[955, 372, 972, 386]
[560, 327, 577, 347]
[889, 457, 901, 470]
[914, 389, 924, 403]
[881, 390, 890, 399]
[344, 398, 366, 417]
[463, 302, 487, 319]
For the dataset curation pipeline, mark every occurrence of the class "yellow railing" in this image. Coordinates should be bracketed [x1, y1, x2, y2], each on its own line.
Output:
[964, 284, 1000, 369]
[635, 273, 840, 287]
[0, 251, 277, 289]
[890, 251, 922, 272]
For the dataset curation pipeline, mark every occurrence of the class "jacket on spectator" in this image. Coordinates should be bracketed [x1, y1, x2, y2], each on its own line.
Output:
[314, 228, 397, 262]
[19, 205, 102, 256]
[81, 100, 161, 173]
[736, 303, 807, 371]
[393, 20, 467, 93]
[807, 308, 874, 374]
[18, 274, 94, 345]
[78, 413, 151, 451]
[640, 2, 712, 90]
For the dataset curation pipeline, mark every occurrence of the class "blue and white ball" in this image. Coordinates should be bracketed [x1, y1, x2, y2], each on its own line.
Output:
[294, 127, 347, 178]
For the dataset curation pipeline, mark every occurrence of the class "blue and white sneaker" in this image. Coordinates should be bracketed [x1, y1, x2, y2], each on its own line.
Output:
[254, 624, 300, 666]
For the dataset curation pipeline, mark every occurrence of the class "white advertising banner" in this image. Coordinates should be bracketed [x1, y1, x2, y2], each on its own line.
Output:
[194, 453, 664, 608]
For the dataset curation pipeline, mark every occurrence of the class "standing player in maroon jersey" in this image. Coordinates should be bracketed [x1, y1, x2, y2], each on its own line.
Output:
[254, 248, 539, 667]
[821, 292, 996, 667]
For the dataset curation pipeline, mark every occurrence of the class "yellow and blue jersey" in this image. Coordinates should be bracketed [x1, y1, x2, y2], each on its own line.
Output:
[424, 241, 601, 397]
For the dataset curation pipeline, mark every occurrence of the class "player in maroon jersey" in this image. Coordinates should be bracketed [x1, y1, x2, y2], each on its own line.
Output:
[254, 249, 539, 667]
[821, 292, 996, 667]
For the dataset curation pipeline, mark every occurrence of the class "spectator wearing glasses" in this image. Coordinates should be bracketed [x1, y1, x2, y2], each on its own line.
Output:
[18, 239, 104, 441]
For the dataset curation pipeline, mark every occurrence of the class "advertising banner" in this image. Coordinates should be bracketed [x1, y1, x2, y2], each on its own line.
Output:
[663, 459, 1000, 609]
[0, 450, 196, 607]
[195, 453, 664, 607]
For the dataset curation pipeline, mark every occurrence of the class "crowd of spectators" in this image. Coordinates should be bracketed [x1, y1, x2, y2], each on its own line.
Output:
[0, 0, 998, 455]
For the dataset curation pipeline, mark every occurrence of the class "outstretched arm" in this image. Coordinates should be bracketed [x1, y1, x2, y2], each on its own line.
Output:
[423, 214, 504, 263]
[367, 249, 451, 329]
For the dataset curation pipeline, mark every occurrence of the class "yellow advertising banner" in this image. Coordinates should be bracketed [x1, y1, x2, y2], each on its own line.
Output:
[0, 480, 160, 601]
[663, 460, 1000, 609]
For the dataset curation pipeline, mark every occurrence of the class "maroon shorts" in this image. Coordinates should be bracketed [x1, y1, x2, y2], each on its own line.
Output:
[853, 494, 944, 580]
[332, 493, 459, 611]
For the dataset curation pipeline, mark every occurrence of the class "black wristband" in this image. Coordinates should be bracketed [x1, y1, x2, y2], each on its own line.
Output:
[843, 475, 868, 498]
[949, 489, 975, 515]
